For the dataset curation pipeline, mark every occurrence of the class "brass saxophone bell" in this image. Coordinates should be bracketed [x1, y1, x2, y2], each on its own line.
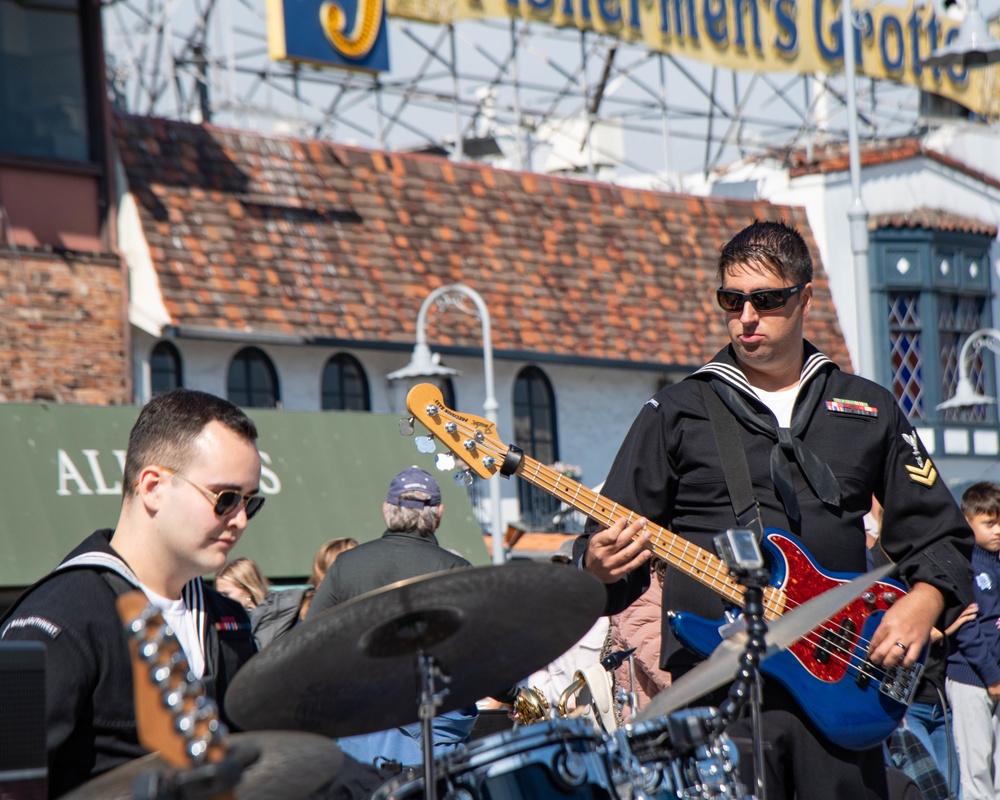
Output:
[557, 673, 587, 718]
[511, 686, 550, 725]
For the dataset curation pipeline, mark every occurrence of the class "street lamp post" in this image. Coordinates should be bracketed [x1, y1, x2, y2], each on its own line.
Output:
[843, 0, 875, 380]
[388, 284, 506, 565]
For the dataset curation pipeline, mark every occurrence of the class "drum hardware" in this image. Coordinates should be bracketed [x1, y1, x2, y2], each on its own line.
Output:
[417, 652, 449, 800]
[710, 529, 771, 800]
[371, 719, 614, 800]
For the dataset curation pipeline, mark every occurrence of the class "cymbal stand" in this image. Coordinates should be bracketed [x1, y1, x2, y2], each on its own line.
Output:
[417, 652, 449, 800]
[131, 754, 247, 800]
[715, 565, 769, 800]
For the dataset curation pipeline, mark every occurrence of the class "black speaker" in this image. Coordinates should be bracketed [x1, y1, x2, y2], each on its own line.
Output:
[0, 642, 46, 800]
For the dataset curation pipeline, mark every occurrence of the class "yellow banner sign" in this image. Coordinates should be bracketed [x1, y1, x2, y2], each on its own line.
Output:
[387, 0, 1000, 117]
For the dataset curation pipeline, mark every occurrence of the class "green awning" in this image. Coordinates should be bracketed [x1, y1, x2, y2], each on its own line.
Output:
[0, 403, 489, 588]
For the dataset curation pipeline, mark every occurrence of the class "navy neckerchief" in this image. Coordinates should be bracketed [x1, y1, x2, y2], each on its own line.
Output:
[690, 341, 843, 523]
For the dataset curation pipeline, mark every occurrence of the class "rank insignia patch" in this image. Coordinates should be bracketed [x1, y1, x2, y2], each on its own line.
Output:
[901, 430, 936, 486]
[905, 459, 938, 487]
[825, 398, 878, 417]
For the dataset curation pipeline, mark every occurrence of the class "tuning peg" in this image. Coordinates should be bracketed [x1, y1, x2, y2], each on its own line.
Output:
[435, 453, 456, 471]
[415, 435, 436, 454]
[453, 470, 473, 487]
[398, 417, 415, 436]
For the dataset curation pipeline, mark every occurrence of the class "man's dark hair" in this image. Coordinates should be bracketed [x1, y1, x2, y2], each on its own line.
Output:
[961, 481, 1000, 520]
[122, 389, 258, 498]
[717, 220, 814, 285]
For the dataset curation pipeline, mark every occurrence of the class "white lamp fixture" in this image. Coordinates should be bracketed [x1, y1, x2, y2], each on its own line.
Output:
[921, 0, 1000, 68]
[936, 327, 1000, 410]
[388, 284, 506, 565]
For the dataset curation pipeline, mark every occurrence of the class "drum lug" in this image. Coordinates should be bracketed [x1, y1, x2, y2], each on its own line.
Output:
[554, 748, 589, 789]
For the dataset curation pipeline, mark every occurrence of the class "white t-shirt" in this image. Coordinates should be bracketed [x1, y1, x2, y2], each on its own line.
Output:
[754, 384, 800, 428]
[140, 584, 205, 679]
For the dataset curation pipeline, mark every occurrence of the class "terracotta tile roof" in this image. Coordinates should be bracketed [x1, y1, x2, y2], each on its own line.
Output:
[786, 136, 1000, 194]
[869, 208, 998, 238]
[114, 114, 851, 370]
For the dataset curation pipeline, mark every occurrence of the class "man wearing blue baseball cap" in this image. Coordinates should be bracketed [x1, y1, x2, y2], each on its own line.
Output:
[307, 465, 476, 769]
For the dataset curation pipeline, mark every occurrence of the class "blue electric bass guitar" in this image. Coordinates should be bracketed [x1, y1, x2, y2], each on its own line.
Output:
[406, 383, 924, 751]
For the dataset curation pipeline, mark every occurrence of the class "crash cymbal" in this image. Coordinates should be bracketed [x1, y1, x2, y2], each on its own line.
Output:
[225, 561, 606, 738]
[633, 564, 895, 723]
[60, 730, 344, 800]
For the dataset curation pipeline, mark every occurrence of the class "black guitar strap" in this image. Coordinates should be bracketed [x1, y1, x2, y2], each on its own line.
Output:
[699, 381, 764, 539]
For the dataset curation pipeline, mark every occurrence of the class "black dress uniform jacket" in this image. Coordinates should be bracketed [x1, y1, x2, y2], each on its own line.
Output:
[578, 341, 975, 673]
[0, 530, 255, 797]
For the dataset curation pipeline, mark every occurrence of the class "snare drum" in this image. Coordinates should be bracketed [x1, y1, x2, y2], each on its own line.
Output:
[620, 707, 748, 799]
[372, 718, 614, 799]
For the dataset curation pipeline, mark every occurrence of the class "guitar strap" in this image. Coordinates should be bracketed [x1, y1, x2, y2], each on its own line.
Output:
[699, 381, 764, 539]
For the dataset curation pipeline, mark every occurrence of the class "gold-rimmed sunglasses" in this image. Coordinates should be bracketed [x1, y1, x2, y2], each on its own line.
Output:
[155, 466, 265, 520]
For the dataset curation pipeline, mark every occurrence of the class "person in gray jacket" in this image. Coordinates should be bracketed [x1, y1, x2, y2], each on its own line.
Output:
[307, 466, 476, 768]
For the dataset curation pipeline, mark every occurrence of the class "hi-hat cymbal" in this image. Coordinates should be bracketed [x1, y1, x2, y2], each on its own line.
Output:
[225, 561, 606, 738]
[60, 730, 344, 800]
[633, 564, 895, 723]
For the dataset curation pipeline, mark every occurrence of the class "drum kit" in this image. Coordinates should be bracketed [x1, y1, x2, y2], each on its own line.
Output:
[72, 559, 885, 800]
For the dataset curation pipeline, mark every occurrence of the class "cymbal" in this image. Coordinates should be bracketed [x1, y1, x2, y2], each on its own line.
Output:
[60, 730, 344, 800]
[633, 564, 895, 723]
[225, 561, 606, 738]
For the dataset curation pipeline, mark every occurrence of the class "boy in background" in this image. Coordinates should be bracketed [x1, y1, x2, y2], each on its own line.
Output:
[947, 481, 1000, 800]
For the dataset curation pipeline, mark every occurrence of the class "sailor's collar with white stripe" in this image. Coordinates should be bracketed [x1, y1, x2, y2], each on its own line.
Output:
[56, 551, 207, 634]
[689, 341, 837, 400]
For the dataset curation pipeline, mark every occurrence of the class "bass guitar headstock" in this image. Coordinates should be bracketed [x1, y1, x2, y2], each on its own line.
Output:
[405, 383, 514, 481]
[116, 591, 229, 770]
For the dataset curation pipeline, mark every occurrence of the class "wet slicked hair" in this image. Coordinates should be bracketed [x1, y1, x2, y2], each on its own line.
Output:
[122, 388, 258, 498]
[718, 220, 814, 285]
[961, 481, 1000, 520]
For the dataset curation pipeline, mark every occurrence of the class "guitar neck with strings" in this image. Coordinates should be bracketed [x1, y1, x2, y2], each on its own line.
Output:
[405, 382, 924, 751]
[405, 382, 787, 619]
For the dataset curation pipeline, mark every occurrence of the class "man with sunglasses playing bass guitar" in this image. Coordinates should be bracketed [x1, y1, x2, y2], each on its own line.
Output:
[576, 220, 975, 800]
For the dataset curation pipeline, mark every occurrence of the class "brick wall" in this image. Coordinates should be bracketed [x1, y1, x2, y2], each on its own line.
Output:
[0, 248, 129, 404]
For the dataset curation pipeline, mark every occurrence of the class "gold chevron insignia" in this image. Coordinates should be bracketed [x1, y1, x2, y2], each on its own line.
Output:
[905, 459, 937, 487]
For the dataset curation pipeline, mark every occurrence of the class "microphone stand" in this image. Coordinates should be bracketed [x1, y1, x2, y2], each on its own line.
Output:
[714, 564, 770, 800]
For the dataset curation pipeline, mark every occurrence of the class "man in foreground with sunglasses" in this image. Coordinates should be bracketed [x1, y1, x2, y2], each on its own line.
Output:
[575, 220, 974, 800]
[0, 388, 267, 794]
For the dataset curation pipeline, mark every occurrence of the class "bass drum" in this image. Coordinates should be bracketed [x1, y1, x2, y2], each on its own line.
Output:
[372, 718, 615, 799]
[621, 707, 750, 800]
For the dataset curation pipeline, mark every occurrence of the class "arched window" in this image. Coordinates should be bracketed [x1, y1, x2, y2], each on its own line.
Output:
[322, 354, 371, 411]
[150, 341, 182, 396]
[513, 366, 560, 528]
[228, 347, 280, 408]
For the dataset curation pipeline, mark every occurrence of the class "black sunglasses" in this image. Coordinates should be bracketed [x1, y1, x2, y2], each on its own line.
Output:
[157, 466, 266, 520]
[716, 282, 808, 313]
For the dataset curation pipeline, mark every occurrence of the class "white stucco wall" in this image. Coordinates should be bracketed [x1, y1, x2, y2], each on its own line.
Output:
[131, 328, 676, 532]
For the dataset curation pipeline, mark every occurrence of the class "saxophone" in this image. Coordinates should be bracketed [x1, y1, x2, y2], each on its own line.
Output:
[511, 685, 550, 725]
